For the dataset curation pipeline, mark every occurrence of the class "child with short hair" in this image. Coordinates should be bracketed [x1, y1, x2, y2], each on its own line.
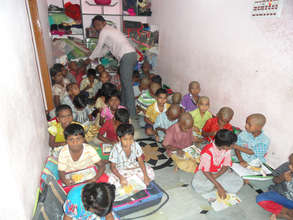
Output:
[151, 74, 162, 86]
[108, 124, 154, 189]
[54, 63, 76, 83]
[171, 92, 182, 105]
[50, 64, 70, 107]
[136, 82, 161, 114]
[73, 92, 93, 125]
[140, 61, 154, 79]
[190, 96, 212, 135]
[98, 108, 130, 145]
[68, 61, 83, 86]
[257, 153, 293, 220]
[133, 77, 151, 100]
[153, 104, 181, 142]
[235, 113, 270, 167]
[96, 64, 105, 75]
[80, 68, 101, 98]
[144, 88, 170, 136]
[61, 83, 80, 113]
[58, 124, 108, 192]
[100, 89, 125, 125]
[63, 182, 119, 220]
[181, 81, 200, 112]
[48, 104, 74, 148]
[192, 129, 243, 198]
[202, 106, 234, 141]
[100, 71, 111, 84]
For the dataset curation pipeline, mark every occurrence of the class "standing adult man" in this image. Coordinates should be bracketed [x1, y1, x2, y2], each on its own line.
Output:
[88, 15, 136, 116]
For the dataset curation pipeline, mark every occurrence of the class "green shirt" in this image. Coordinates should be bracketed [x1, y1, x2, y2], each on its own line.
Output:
[190, 108, 212, 130]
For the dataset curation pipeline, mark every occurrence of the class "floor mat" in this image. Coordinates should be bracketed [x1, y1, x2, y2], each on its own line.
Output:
[138, 140, 173, 170]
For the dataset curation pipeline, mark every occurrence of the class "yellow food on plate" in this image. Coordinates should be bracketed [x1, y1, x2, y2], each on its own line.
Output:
[72, 174, 83, 183]
[123, 184, 133, 194]
[248, 166, 261, 172]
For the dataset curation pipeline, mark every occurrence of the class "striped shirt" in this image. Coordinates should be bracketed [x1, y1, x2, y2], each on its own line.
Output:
[58, 144, 101, 172]
[136, 90, 156, 110]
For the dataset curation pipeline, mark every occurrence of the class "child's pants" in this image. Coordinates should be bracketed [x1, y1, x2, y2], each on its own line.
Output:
[256, 191, 293, 214]
[192, 169, 243, 194]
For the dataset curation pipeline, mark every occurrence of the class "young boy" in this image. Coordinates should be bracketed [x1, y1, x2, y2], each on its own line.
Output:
[96, 64, 105, 75]
[58, 124, 108, 192]
[153, 104, 181, 142]
[100, 71, 111, 84]
[136, 82, 161, 114]
[202, 106, 234, 141]
[140, 61, 154, 79]
[68, 61, 83, 86]
[48, 104, 74, 148]
[108, 124, 154, 189]
[190, 96, 212, 135]
[257, 153, 293, 220]
[144, 88, 170, 136]
[181, 81, 200, 112]
[61, 83, 80, 115]
[133, 77, 151, 100]
[171, 92, 182, 105]
[80, 68, 101, 98]
[235, 113, 270, 167]
[54, 63, 76, 83]
[192, 129, 243, 198]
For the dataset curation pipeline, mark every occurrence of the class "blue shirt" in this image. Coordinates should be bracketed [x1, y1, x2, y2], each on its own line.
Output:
[153, 112, 178, 142]
[64, 184, 119, 220]
[236, 130, 270, 163]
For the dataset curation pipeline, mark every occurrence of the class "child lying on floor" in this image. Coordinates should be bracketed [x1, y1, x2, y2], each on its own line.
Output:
[202, 106, 234, 141]
[257, 153, 293, 220]
[58, 124, 108, 192]
[235, 113, 270, 167]
[192, 129, 243, 198]
[108, 124, 154, 189]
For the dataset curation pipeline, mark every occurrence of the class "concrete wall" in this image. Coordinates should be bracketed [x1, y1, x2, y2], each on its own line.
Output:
[0, 0, 49, 218]
[150, 0, 293, 167]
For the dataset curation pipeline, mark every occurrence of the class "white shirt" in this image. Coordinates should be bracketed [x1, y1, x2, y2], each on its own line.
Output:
[89, 25, 135, 62]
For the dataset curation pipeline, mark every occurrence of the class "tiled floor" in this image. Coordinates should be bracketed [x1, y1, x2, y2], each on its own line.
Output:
[124, 116, 272, 220]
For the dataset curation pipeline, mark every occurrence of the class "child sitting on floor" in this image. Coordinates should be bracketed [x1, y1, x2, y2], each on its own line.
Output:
[63, 182, 119, 220]
[98, 108, 129, 145]
[48, 104, 75, 148]
[190, 96, 212, 140]
[68, 61, 83, 86]
[54, 63, 76, 83]
[153, 104, 181, 142]
[100, 89, 125, 125]
[58, 124, 108, 192]
[181, 81, 200, 112]
[257, 153, 293, 220]
[136, 82, 161, 114]
[133, 75, 151, 100]
[171, 92, 182, 105]
[50, 64, 70, 107]
[192, 129, 243, 198]
[235, 113, 270, 167]
[61, 83, 80, 115]
[108, 124, 154, 189]
[151, 74, 162, 87]
[140, 61, 154, 79]
[100, 71, 111, 85]
[144, 88, 170, 136]
[96, 64, 105, 75]
[202, 106, 234, 141]
[80, 68, 101, 99]
[73, 92, 94, 125]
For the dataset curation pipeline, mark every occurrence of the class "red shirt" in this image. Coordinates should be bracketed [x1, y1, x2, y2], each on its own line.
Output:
[70, 70, 84, 86]
[99, 120, 118, 142]
[202, 117, 233, 140]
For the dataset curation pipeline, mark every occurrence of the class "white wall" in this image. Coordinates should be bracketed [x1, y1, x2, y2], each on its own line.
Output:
[150, 0, 293, 167]
[0, 1, 49, 218]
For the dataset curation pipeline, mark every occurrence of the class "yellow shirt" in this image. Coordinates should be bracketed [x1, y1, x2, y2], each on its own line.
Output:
[145, 102, 170, 123]
[190, 108, 212, 130]
[48, 121, 81, 143]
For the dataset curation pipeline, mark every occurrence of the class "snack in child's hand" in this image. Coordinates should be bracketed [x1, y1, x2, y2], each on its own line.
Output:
[72, 174, 83, 183]
[123, 184, 133, 194]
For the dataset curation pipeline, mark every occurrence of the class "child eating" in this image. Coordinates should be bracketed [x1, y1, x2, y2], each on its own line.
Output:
[235, 113, 270, 167]
[153, 104, 181, 142]
[98, 108, 129, 145]
[257, 153, 293, 220]
[58, 124, 108, 192]
[202, 106, 234, 141]
[192, 129, 243, 198]
[181, 81, 200, 112]
[108, 124, 154, 189]
[144, 88, 170, 136]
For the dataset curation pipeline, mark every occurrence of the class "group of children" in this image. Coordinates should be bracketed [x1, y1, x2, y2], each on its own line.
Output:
[47, 58, 292, 220]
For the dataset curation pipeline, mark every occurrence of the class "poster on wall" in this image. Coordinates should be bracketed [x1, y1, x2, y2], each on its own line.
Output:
[252, 0, 283, 17]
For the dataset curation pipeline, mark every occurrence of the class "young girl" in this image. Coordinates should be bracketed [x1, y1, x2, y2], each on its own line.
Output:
[58, 124, 108, 193]
[192, 129, 243, 199]
[63, 182, 119, 220]
[100, 89, 125, 125]
[108, 124, 154, 189]
[50, 64, 70, 107]
[73, 92, 93, 125]
[98, 108, 129, 145]
[61, 83, 80, 115]
[80, 68, 102, 99]
[181, 81, 200, 112]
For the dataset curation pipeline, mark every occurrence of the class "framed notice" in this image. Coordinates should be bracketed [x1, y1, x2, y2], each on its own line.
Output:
[252, 0, 283, 17]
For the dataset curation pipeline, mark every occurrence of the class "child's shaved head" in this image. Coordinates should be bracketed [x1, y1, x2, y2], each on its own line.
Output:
[218, 107, 234, 120]
[198, 96, 209, 104]
[172, 92, 182, 104]
[247, 113, 266, 127]
[141, 77, 151, 87]
[189, 81, 200, 90]
[149, 82, 161, 96]
[167, 104, 181, 121]
[179, 112, 194, 131]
